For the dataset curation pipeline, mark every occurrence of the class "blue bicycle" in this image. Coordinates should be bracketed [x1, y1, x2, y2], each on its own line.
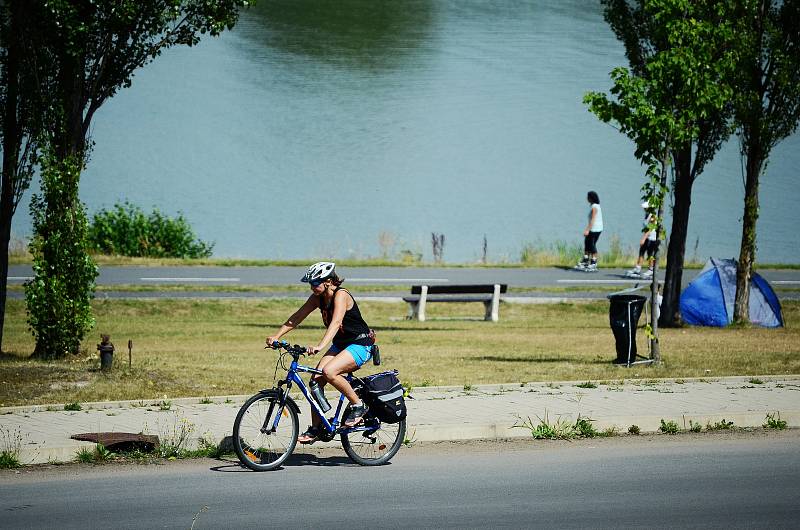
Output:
[232, 341, 406, 471]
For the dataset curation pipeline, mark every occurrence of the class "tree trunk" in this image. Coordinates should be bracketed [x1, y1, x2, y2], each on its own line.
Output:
[0, 0, 23, 353]
[0, 181, 13, 354]
[659, 145, 693, 327]
[734, 138, 763, 323]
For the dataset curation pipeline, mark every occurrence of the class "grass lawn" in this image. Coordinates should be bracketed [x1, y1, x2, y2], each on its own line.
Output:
[1, 298, 799, 406]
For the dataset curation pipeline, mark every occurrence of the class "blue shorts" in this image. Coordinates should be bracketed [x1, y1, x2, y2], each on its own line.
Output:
[329, 343, 373, 368]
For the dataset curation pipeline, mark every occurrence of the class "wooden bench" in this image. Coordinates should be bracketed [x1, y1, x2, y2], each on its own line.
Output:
[403, 284, 508, 322]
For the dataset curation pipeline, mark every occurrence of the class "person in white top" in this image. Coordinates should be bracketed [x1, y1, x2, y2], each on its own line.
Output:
[576, 191, 603, 271]
[626, 200, 660, 278]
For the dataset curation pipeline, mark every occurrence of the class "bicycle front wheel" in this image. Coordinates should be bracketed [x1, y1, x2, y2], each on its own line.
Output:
[233, 391, 298, 471]
[341, 409, 406, 466]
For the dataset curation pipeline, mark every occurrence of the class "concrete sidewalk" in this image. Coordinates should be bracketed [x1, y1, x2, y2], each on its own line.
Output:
[2, 376, 799, 465]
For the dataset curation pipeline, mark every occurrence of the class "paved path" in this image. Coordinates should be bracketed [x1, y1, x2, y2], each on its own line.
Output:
[2, 376, 798, 464]
[8, 264, 800, 300]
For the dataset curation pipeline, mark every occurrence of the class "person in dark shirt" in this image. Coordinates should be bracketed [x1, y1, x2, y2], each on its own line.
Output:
[266, 262, 374, 443]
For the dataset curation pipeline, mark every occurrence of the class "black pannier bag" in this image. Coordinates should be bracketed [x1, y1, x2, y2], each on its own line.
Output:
[356, 370, 406, 423]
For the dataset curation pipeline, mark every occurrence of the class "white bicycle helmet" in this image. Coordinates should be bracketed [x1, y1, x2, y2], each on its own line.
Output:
[301, 261, 336, 283]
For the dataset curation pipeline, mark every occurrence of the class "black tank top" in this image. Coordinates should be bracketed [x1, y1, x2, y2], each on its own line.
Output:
[319, 287, 370, 349]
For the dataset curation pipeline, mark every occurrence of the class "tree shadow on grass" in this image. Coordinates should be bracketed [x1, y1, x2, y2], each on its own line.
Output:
[236, 322, 470, 332]
[476, 356, 611, 365]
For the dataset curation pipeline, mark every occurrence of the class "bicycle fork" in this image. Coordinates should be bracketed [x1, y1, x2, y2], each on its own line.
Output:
[261, 385, 291, 435]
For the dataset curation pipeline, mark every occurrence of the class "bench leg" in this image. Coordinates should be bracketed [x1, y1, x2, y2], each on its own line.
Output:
[418, 287, 428, 322]
[407, 301, 418, 320]
[486, 284, 501, 322]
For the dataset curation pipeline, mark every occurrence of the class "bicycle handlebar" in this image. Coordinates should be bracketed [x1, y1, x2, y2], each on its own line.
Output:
[266, 341, 308, 356]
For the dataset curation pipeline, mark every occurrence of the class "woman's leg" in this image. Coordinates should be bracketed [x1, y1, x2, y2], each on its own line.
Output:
[590, 232, 601, 261]
[320, 351, 360, 404]
[298, 350, 351, 443]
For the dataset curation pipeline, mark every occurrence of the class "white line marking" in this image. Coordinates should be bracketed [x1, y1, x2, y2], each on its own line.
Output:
[140, 277, 240, 282]
[8, 276, 33, 281]
[772, 281, 800, 285]
[348, 278, 450, 283]
[557, 279, 662, 284]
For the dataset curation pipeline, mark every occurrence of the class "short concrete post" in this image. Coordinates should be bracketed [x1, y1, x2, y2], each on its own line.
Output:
[418, 285, 428, 322]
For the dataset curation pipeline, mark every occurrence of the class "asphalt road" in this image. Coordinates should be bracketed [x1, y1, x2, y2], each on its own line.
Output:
[2, 432, 798, 529]
[8, 264, 800, 288]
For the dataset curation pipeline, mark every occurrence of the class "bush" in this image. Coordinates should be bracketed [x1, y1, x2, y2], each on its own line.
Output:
[25, 153, 98, 359]
[88, 201, 213, 258]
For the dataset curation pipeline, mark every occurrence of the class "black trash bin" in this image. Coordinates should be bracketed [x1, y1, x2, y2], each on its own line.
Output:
[608, 294, 647, 366]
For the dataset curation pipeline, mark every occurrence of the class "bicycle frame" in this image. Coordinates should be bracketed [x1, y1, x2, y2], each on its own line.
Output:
[268, 352, 372, 436]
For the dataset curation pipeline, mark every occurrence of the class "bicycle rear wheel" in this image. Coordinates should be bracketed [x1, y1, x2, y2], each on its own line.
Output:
[341, 408, 406, 466]
[233, 391, 298, 471]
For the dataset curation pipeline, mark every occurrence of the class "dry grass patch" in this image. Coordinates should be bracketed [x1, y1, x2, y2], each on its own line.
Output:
[1, 298, 799, 406]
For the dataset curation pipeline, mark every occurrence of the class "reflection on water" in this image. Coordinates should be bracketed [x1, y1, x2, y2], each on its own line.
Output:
[10, 1, 800, 263]
[242, 0, 435, 72]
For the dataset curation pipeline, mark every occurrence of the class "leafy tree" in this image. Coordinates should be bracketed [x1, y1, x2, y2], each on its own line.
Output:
[731, 0, 800, 323]
[595, 0, 736, 328]
[14, 0, 249, 358]
[34, 0, 250, 160]
[0, 1, 49, 352]
[25, 152, 97, 359]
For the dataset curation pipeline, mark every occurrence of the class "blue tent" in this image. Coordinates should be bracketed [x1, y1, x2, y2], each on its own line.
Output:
[680, 258, 783, 327]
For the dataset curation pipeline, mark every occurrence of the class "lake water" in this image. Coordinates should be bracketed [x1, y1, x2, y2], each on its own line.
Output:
[11, 0, 800, 263]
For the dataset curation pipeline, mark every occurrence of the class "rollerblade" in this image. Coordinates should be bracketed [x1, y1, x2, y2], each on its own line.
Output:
[626, 267, 642, 278]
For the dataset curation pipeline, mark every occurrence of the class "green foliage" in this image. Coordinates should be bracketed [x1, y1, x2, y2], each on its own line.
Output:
[689, 420, 702, 433]
[659, 419, 679, 434]
[730, 0, 800, 323]
[764, 412, 787, 430]
[706, 418, 735, 431]
[515, 413, 608, 440]
[64, 401, 82, 411]
[88, 201, 213, 259]
[520, 239, 582, 266]
[24, 153, 97, 359]
[92, 443, 115, 462]
[0, 426, 23, 468]
[38, 0, 251, 124]
[628, 424, 641, 435]
[574, 417, 600, 438]
[576, 381, 597, 389]
[587, 0, 739, 262]
[74, 446, 94, 463]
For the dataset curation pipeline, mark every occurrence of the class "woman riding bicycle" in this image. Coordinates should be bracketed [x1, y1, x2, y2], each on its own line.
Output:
[266, 261, 374, 444]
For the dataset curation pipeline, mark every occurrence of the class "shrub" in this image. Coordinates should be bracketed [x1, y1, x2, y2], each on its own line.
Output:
[659, 419, 679, 434]
[764, 412, 787, 430]
[706, 419, 735, 431]
[88, 201, 213, 258]
[25, 153, 98, 359]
